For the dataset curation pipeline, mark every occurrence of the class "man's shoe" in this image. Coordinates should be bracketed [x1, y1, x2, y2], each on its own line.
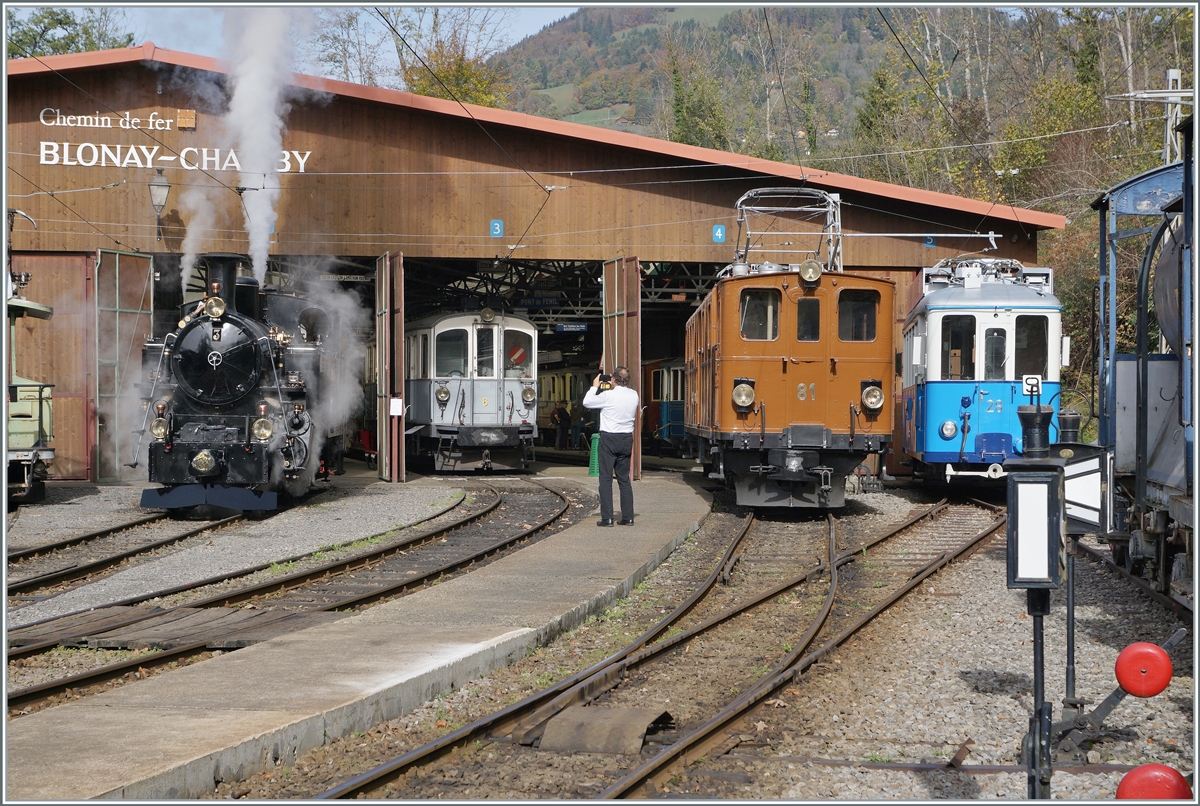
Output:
[596, 519, 614, 527]
[617, 519, 634, 526]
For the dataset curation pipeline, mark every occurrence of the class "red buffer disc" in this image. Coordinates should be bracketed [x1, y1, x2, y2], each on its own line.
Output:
[1116, 764, 1193, 799]
[1115, 642, 1173, 697]
[509, 346, 526, 365]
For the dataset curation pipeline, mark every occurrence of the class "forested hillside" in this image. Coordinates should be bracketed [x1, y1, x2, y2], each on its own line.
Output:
[492, 6, 1193, 372]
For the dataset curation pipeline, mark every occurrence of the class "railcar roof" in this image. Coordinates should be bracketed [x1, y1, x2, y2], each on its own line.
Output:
[906, 282, 1061, 324]
[404, 310, 537, 331]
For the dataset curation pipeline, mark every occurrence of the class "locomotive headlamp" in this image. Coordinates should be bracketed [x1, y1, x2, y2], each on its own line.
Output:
[521, 386, 537, 405]
[252, 418, 274, 441]
[860, 382, 885, 412]
[190, 449, 218, 475]
[731, 378, 756, 412]
[940, 420, 958, 439]
[435, 385, 452, 403]
[481, 307, 496, 322]
[150, 418, 169, 439]
[799, 259, 823, 284]
[204, 297, 227, 318]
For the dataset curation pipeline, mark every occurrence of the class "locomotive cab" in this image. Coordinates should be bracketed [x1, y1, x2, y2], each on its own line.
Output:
[900, 259, 1067, 482]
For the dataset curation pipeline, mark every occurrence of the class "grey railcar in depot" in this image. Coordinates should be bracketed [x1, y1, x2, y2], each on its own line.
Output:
[404, 308, 539, 471]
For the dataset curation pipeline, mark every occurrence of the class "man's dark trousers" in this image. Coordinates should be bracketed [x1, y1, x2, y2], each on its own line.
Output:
[598, 430, 634, 522]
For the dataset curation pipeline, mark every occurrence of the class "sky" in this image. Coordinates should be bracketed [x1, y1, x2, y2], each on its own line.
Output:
[120, 5, 578, 61]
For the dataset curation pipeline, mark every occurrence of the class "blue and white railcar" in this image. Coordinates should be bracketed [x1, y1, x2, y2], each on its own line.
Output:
[404, 308, 539, 471]
[901, 258, 1067, 482]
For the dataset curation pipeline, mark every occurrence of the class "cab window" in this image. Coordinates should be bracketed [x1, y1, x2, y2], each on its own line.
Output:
[941, 315, 975, 380]
[838, 289, 878, 341]
[503, 329, 533, 378]
[1015, 315, 1048, 377]
[435, 328, 468, 376]
[739, 288, 780, 341]
[796, 298, 820, 341]
[476, 327, 495, 377]
[984, 328, 1007, 380]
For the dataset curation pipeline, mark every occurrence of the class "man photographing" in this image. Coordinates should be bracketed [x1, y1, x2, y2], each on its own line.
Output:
[582, 366, 638, 527]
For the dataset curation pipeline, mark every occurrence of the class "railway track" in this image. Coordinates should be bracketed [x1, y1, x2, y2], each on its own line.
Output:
[6, 479, 581, 716]
[313, 500, 1008, 799]
[6, 514, 242, 596]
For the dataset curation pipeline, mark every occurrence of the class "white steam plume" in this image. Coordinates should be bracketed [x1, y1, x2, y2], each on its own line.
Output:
[178, 185, 217, 297]
[220, 8, 310, 283]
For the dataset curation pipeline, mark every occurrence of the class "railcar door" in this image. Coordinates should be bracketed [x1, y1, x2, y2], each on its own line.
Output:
[472, 322, 502, 424]
[375, 251, 405, 482]
[602, 256, 642, 479]
[95, 249, 153, 482]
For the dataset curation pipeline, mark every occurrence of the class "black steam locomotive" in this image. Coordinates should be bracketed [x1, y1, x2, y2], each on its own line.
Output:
[135, 254, 339, 510]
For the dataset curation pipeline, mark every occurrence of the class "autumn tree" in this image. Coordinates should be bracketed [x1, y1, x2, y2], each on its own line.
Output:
[7, 6, 135, 58]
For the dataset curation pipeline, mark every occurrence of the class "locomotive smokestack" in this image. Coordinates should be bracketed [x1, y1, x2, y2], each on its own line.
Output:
[203, 254, 244, 313]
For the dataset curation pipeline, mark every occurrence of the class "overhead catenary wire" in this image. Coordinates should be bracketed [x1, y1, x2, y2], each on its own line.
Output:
[874, 8, 1035, 239]
[7, 166, 137, 251]
[369, 6, 555, 263]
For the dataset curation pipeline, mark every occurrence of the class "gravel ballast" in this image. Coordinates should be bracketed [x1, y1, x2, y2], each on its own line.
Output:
[8, 481, 464, 628]
[202, 486, 1193, 799]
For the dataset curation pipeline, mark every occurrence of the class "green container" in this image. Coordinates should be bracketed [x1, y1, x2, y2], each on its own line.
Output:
[588, 433, 600, 477]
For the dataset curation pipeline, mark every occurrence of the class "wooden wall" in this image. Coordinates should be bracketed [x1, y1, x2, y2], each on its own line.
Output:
[9, 64, 1044, 267]
[10, 253, 94, 479]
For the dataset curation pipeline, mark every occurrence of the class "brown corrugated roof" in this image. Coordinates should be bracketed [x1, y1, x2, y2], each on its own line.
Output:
[8, 42, 1065, 230]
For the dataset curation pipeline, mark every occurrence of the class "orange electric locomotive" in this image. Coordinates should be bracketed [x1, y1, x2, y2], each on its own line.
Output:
[685, 188, 895, 507]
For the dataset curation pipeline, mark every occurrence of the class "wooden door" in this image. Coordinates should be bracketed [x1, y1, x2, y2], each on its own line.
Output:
[94, 250, 154, 481]
[602, 256, 642, 480]
[375, 251, 405, 482]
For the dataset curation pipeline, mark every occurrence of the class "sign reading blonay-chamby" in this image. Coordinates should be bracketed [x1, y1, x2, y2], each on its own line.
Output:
[38, 108, 313, 172]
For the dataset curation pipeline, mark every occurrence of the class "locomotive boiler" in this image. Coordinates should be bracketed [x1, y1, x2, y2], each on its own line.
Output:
[135, 254, 340, 510]
[685, 187, 894, 507]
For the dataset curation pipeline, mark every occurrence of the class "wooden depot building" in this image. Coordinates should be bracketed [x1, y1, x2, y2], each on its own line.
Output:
[6, 42, 1065, 483]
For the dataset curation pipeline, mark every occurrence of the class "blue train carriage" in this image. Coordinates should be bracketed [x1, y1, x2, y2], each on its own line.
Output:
[643, 358, 686, 456]
[900, 258, 1067, 483]
[404, 308, 539, 471]
[7, 272, 55, 504]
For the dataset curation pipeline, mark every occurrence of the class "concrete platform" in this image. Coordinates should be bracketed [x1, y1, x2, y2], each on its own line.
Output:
[5, 469, 711, 800]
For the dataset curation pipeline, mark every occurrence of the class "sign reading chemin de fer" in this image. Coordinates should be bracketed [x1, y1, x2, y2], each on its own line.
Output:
[37, 108, 313, 172]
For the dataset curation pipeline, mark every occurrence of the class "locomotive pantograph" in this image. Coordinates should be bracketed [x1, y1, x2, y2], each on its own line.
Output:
[686, 187, 894, 507]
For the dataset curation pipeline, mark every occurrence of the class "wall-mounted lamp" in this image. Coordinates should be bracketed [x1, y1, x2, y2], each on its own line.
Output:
[148, 168, 170, 241]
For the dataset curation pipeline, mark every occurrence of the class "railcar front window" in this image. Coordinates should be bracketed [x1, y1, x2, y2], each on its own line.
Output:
[941, 315, 976, 380]
[435, 329, 468, 377]
[984, 328, 1007, 380]
[739, 288, 780, 340]
[503, 330, 533, 378]
[1015, 315, 1049, 377]
[797, 298, 820, 341]
[476, 327, 495, 377]
[838, 289, 879, 341]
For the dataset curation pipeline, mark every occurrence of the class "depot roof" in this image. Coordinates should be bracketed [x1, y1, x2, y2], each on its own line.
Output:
[9, 41, 1066, 231]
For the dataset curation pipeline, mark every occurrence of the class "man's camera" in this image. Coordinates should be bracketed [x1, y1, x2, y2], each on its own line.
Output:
[598, 371, 613, 391]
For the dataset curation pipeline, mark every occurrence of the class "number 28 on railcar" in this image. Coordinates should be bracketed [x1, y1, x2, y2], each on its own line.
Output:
[899, 258, 1068, 483]
[685, 265, 894, 508]
[404, 308, 539, 471]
